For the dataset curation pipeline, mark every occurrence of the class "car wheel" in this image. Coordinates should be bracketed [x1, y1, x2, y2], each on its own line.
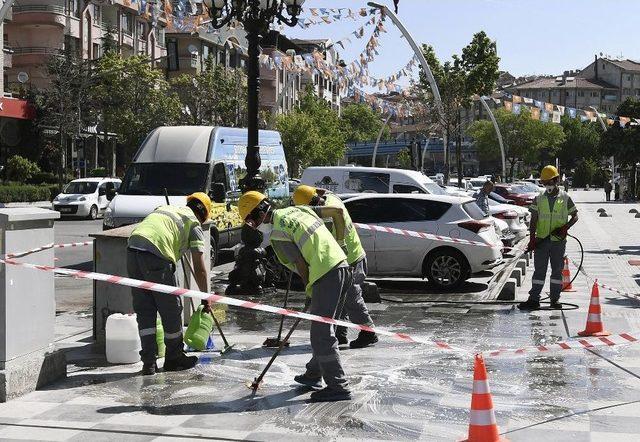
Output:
[424, 248, 470, 290]
[88, 205, 98, 220]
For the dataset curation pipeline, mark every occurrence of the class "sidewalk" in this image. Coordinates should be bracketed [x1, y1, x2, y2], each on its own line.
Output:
[0, 191, 639, 441]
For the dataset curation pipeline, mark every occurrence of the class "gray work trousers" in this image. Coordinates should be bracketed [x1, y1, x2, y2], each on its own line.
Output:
[127, 249, 184, 364]
[528, 238, 566, 303]
[339, 257, 374, 326]
[305, 265, 353, 391]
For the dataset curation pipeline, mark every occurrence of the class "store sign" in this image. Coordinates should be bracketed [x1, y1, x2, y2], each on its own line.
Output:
[0, 98, 35, 120]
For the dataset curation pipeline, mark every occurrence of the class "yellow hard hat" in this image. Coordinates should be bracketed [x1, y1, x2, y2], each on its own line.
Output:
[292, 185, 318, 206]
[238, 191, 267, 221]
[540, 165, 560, 181]
[187, 192, 212, 219]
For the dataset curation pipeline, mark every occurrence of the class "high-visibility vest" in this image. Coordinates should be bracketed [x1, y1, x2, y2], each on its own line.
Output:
[535, 190, 570, 241]
[271, 206, 346, 294]
[325, 193, 366, 265]
[129, 205, 203, 264]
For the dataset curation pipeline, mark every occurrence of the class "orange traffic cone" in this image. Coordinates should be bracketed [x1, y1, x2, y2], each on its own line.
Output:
[578, 281, 611, 337]
[463, 354, 508, 442]
[561, 257, 576, 292]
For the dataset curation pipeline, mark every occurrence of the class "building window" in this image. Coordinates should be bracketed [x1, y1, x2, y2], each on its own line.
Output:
[628, 75, 632, 81]
[92, 43, 100, 59]
[92, 4, 101, 24]
[623, 88, 632, 95]
[166, 38, 178, 71]
[578, 91, 584, 97]
[591, 91, 599, 97]
[636, 89, 640, 97]
[65, 0, 79, 17]
[121, 13, 133, 35]
[137, 22, 146, 39]
[602, 63, 606, 70]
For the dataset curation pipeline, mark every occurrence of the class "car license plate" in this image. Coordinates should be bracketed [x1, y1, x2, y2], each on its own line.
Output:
[60, 208, 72, 213]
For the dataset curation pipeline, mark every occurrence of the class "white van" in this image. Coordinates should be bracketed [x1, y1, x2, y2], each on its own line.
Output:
[104, 126, 289, 260]
[301, 166, 446, 196]
[53, 177, 121, 219]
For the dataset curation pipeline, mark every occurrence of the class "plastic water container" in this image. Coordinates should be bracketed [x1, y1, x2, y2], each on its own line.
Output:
[105, 313, 142, 364]
[184, 305, 214, 351]
[156, 317, 165, 358]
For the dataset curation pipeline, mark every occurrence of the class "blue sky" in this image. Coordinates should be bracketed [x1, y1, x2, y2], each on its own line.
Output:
[284, 0, 640, 81]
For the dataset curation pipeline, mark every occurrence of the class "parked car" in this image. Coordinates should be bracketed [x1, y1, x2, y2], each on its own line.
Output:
[342, 194, 503, 290]
[515, 181, 545, 193]
[493, 184, 537, 206]
[488, 199, 528, 242]
[301, 166, 446, 195]
[53, 177, 121, 220]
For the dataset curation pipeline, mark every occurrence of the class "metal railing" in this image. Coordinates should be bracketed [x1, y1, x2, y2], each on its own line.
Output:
[12, 47, 63, 55]
[13, 5, 65, 14]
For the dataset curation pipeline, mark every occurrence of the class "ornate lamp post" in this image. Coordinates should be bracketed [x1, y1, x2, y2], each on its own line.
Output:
[202, 0, 305, 192]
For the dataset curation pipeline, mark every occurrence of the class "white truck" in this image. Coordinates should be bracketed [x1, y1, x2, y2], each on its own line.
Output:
[103, 126, 289, 263]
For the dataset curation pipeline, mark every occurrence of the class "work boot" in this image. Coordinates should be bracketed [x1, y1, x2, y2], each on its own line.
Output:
[517, 300, 540, 311]
[549, 300, 562, 310]
[163, 353, 198, 372]
[335, 326, 348, 345]
[293, 373, 323, 390]
[349, 331, 379, 349]
[141, 362, 158, 376]
[310, 386, 352, 402]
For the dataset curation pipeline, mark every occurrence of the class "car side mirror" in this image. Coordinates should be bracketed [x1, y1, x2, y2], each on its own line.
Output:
[209, 183, 226, 203]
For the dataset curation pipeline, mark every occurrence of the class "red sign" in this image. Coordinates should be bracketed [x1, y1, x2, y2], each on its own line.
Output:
[0, 98, 35, 120]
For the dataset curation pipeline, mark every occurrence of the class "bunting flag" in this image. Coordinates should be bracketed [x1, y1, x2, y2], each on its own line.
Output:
[299, 7, 377, 28]
[350, 86, 412, 118]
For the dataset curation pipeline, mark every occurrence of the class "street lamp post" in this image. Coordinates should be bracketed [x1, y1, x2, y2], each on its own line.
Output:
[203, 0, 305, 192]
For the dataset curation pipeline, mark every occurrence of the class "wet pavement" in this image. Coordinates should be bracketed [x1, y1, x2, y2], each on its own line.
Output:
[3, 190, 640, 441]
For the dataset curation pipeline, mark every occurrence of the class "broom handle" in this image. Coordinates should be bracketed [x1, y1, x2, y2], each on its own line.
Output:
[276, 271, 294, 341]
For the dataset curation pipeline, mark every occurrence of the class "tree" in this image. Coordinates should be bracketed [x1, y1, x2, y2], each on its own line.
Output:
[30, 49, 93, 187]
[558, 116, 601, 170]
[418, 32, 500, 184]
[340, 103, 389, 143]
[171, 58, 247, 127]
[276, 87, 346, 177]
[396, 148, 412, 169]
[573, 158, 597, 187]
[90, 52, 181, 173]
[617, 98, 640, 118]
[5, 155, 40, 183]
[467, 108, 565, 179]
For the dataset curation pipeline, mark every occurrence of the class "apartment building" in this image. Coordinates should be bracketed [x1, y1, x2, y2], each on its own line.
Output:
[6, 0, 167, 90]
[578, 57, 640, 112]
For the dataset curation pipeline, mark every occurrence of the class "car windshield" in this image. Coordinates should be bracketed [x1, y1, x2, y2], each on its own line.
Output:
[119, 163, 210, 196]
[520, 182, 541, 192]
[63, 181, 98, 194]
[489, 191, 510, 203]
[422, 181, 446, 195]
[463, 201, 489, 220]
[510, 185, 533, 194]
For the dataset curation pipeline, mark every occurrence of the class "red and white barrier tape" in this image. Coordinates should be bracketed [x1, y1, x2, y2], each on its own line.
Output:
[0, 256, 460, 352]
[567, 256, 640, 299]
[485, 332, 639, 358]
[5, 241, 93, 259]
[354, 223, 500, 248]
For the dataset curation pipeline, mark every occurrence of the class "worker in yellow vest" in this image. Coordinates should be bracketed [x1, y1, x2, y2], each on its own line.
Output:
[293, 185, 378, 348]
[127, 192, 213, 375]
[239, 191, 353, 402]
[518, 166, 578, 310]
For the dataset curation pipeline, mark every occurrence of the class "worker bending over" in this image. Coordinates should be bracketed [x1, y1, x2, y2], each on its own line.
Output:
[127, 192, 213, 375]
[293, 185, 378, 348]
[519, 166, 578, 310]
[239, 191, 353, 402]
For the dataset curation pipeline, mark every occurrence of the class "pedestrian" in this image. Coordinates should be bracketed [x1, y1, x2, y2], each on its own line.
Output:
[518, 166, 578, 311]
[604, 180, 613, 202]
[127, 192, 213, 375]
[238, 191, 353, 402]
[473, 180, 494, 217]
[292, 185, 378, 349]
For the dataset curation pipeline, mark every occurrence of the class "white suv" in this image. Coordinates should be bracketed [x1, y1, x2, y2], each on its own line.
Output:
[343, 194, 503, 290]
[53, 178, 121, 220]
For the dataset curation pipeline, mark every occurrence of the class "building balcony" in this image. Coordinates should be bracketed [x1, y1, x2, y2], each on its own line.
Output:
[11, 47, 62, 67]
[12, 5, 67, 27]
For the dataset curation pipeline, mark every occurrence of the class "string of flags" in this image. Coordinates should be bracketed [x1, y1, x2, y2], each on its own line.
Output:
[298, 7, 377, 28]
[497, 93, 640, 126]
[349, 86, 412, 119]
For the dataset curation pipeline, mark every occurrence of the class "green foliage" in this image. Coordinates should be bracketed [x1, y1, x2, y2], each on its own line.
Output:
[617, 98, 640, 119]
[558, 116, 600, 169]
[170, 60, 247, 127]
[276, 87, 346, 177]
[89, 167, 108, 177]
[27, 171, 58, 185]
[573, 159, 597, 187]
[600, 123, 640, 167]
[0, 184, 52, 203]
[89, 52, 182, 161]
[593, 168, 609, 187]
[396, 148, 413, 169]
[340, 103, 388, 143]
[467, 108, 565, 179]
[5, 155, 41, 183]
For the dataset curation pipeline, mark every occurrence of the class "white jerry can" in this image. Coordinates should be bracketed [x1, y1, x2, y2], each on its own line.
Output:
[105, 313, 142, 364]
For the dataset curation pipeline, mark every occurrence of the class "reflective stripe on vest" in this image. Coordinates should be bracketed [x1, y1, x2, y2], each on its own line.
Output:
[325, 194, 366, 265]
[271, 206, 346, 294]
[535, 190, 570, 242]
[130, 205, 201, 264]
